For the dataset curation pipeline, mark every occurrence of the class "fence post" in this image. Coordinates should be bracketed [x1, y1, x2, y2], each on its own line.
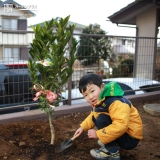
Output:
[67, 37, 73, 105]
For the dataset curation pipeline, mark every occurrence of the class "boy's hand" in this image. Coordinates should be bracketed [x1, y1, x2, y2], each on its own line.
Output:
[88, 129, 98, 139]
[74, 127, 83, 137]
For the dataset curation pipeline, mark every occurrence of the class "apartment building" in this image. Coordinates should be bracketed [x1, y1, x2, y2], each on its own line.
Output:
[0, 0, 35, 66]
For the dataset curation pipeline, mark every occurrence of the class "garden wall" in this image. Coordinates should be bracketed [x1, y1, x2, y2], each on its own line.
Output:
[0, 91, 160, 124]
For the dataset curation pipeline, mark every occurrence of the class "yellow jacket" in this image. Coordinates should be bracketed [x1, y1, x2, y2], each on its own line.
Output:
[80, 98, 143, 144]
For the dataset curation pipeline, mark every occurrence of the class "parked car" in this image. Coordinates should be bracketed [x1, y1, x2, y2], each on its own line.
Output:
[0, 74, 37, 114]
[0, 64, 9, 70]
[0, 64, 29, 83]
[61, 77, 160, 105]
[103, 77, 160, 94]
[0, 68, 72, 114]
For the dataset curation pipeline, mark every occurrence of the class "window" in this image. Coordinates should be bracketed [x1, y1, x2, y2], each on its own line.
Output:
[2, 19, 27, 30]
[2, 19, 18, 30]
[4, 48, 29, 61]
[122, 39, 126, 45]
[4, 48, 20, 61]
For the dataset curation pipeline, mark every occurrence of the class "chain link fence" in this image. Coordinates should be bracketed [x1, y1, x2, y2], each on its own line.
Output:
[0, 30, 160, 114]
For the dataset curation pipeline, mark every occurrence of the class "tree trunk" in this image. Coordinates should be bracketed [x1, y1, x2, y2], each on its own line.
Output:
[48, 111, 55, 145]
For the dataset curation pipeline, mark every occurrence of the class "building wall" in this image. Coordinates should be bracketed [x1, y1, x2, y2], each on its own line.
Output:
[0, 5, 32, 62]
[136, 6, 158, 79]
[0, 47, 3, 60]
[0, 6, 30, 45]
[137, 6, 158, 37]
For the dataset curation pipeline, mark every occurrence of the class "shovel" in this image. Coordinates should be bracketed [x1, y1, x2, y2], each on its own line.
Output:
[55, 134, 79, 153]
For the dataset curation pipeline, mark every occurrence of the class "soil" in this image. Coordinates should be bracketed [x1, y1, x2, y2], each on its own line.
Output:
[0, 101, 160, 160]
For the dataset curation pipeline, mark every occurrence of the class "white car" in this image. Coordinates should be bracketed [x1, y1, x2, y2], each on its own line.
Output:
[103, 78, 160, 94]
[61, 78, 160, 105]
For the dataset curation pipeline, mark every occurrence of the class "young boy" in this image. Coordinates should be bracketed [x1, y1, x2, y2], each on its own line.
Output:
[74, 73, 143, 160]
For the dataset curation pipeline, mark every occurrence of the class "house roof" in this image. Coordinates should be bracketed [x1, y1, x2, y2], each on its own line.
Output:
[108, 0, 159, 25]
[0, 0, 35, 17]
[30, 18, 86, 29]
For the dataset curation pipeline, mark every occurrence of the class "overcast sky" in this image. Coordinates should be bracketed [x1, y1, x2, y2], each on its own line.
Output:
[14, 0, 136, 36]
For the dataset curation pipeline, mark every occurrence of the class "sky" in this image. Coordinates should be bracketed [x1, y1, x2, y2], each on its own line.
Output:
[14, 0, 136, 36]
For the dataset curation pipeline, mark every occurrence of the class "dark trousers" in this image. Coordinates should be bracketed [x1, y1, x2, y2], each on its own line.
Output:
[92, 114, 140, 150]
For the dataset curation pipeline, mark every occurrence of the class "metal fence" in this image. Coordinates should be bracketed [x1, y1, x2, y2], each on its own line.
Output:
[0, 30, 160, 114]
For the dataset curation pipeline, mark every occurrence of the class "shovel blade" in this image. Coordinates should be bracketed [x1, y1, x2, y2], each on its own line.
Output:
[60, 139, 69, 146]
[55, 139, 73, 153]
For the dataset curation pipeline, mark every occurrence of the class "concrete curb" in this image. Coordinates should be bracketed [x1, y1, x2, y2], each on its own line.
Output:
[0, 91, 160, 124]
[125, 91, 160, 104]
[0, 102, 91, 124]
[143, 104, 160, 116]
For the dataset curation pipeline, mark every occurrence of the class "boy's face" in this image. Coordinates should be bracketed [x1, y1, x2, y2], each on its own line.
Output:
[81, 84, 104, 106]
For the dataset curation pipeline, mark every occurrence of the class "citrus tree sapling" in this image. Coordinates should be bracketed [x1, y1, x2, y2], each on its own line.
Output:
[27, 15, 78, 145]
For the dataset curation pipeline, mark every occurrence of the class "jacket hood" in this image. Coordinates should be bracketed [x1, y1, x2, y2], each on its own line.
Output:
[100, 82, 124, 100]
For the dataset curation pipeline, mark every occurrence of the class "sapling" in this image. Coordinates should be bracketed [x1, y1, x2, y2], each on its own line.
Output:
[27, 15, 78, 145]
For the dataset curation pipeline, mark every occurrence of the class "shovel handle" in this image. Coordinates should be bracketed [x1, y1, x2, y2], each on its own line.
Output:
[71, 134, 79, 141]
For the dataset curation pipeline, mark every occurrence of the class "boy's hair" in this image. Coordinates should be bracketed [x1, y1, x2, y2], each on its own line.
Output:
[79, 73, 103, 93]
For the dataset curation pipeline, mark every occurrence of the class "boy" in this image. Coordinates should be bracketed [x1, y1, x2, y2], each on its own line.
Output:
[74, 73, 143, 160]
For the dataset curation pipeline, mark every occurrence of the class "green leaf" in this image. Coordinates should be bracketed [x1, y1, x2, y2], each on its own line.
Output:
[28, 15, 77, 117]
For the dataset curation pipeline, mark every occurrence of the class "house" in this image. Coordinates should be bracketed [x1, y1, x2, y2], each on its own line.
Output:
[0, 0, 35, 66]
[0, 1, 86, 67]
[111, 37, 135, 55]
[108, 0, 160, 79]
[30, 17, 86, 38]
